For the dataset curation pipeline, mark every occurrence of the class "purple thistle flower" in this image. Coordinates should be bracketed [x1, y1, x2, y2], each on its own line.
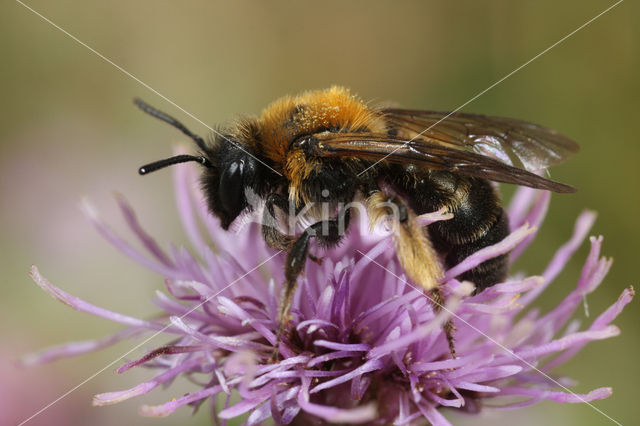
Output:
[25, 160, 633, 425]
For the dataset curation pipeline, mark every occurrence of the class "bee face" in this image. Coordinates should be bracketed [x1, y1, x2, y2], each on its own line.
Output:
[200, 133, 284, 230]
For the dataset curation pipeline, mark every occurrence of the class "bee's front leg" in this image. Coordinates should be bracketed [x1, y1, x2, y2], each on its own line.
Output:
[261, 193, 294, 251]
[271, 207, 351, 361]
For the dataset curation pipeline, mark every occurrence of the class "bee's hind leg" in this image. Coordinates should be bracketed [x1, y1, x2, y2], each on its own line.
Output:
[367, 192, 456, 358]
[428, 285, 457, 358]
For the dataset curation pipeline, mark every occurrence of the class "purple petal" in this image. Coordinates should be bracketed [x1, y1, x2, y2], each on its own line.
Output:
[81, 200, 177, 277]
[462, 294, 523, 314]
[452, 381, 500, 393]
[496, 386, 612, 403]
[415, 208, 453, 226]
[516, 326, 619, 361]
[115, 193, 175, 267]
[507, 186, 538, 229]
[256, 386, 301, 425]
[411, 352, 486, 373]
[313, 340, 370, 352]
[533, 238, 613, 337]
[415, 400, 453, 426]
[520, 210, 597, 306]
[451, 365, 522, 382]
[139, 385, 223, 417]
[508, 190, 550, 262]
[173, 161, 211, 256]
[21, 327, 143, 366]
[426, 390, 464, 408]
[352, 292, 419, 334]
[307, 350, 359, 368]
[151, 290, 211, 323]
[93, 356, 205, 405]
[170, 316, 270, 352]
[219, 395, 270, 419]
[117, 344, 207, 373]
[480, 276, 544, 295]
[298, 376, 377, 423]
[583, 286, 634, 332]
[367, 293, 464, 359]
[30, 266, 172, 331]
[310, 359, 384, 394]
[297, 319, 338, 333]
[351, 238, 392, 280]
[351, 373, 372, 400]
[543, 287, 634, 371]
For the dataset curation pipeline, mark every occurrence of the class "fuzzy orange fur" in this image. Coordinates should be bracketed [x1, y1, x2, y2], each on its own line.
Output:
[249, 86, 386, 202]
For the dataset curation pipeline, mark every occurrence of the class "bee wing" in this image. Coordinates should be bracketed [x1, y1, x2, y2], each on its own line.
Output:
[381, 108, 579, 171]
[312, 133, 577, 193]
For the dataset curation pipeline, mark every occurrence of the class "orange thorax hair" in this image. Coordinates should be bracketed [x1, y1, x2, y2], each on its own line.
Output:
[255, 87, 386, 193]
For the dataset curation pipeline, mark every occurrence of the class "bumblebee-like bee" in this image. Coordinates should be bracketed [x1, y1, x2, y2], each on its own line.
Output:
[135, 86, 578, 358]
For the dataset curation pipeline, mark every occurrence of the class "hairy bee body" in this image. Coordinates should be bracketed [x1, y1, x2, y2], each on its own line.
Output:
[136, 86, 578, 357]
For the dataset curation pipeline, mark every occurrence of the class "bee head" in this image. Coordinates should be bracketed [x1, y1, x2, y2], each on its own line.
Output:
[134, 98, 265, 230]
[200, 138, 262, 229]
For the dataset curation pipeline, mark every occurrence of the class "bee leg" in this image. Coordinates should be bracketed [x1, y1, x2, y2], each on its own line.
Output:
[394, 202, 456, 359]
[369, 192, 456, 358]
[262, 193, 294, 250]
[428, 285, 456, 358]
[271, 208, 351, 361]
[396, 172, 510, 293]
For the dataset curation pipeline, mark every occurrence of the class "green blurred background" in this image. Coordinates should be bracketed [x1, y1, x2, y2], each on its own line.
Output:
[1, 1, 637, 425]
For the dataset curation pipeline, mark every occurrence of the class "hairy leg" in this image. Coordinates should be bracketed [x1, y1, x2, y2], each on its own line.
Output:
[367, 191, 456, 358]
[271, 207, 351, 360]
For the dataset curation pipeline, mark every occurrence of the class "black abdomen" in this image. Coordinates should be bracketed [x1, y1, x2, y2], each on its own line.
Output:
[393, 170, 510, 292]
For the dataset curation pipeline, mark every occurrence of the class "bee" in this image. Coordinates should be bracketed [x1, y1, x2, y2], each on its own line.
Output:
[135, 86, 578, 358]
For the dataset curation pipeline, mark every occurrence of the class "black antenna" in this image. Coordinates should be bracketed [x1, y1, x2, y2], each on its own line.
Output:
[134, 98, 208, 152]
[139, 154, 211, 175]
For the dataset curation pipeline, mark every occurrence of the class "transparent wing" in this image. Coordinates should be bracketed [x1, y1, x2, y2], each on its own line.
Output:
[381, 108, 579, 171]
[311, 132, 576, 193]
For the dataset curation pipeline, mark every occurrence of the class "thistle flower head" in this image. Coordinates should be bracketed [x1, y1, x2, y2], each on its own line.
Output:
[27, 162, 633, 425]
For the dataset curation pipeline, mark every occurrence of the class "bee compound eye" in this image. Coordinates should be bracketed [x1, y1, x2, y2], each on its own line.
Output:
[219, 160, 245, 215]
